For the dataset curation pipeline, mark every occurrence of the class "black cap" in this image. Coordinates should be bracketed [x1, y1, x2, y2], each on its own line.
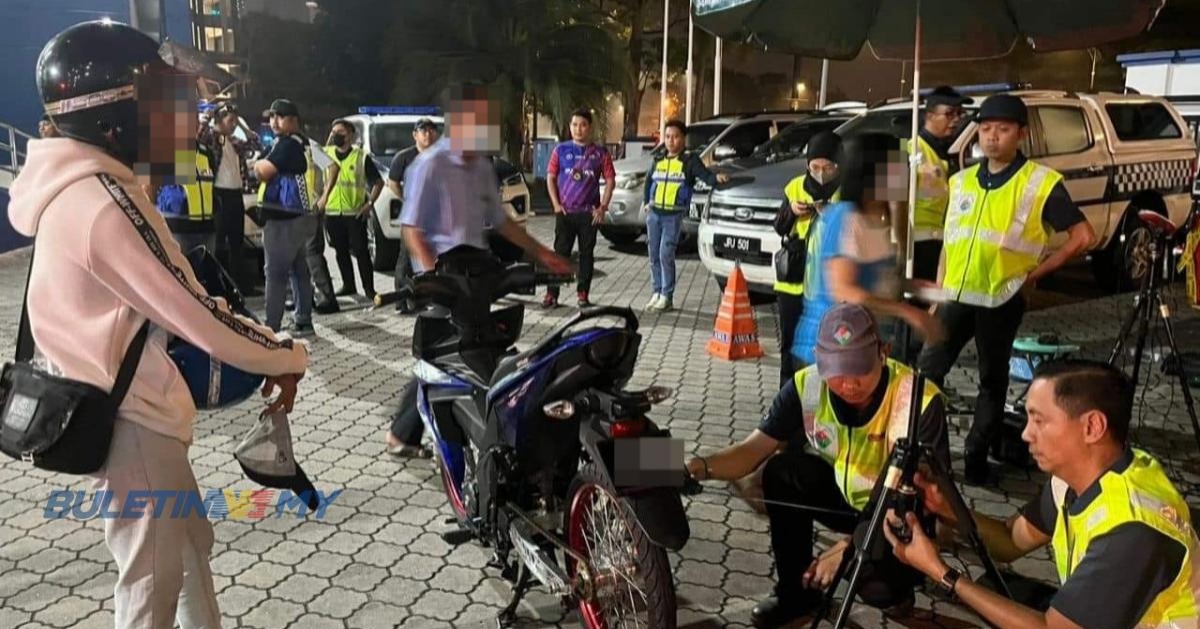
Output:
[977, 94, 1028, 126]
[263, 98, 300, 118]
[925, 86, 973, 109]
[806, 131, 841, 162]
[414, 117, 438, 131]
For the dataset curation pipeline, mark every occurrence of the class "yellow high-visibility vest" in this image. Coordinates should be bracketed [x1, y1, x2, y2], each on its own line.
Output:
[795, 359, 941, 511]
[649, 155, 687, 211]
[908, 135, 950, 241]
[322, 146, 367, 214]
[775, 175, 841, 296]
[942, 160, 1061, 307]
[1050, 449, 1199, 627]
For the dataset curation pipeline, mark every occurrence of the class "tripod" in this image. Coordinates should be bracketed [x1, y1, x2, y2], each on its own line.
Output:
[809, 371, 1011, 629]
[1107, 210, 1200, 456]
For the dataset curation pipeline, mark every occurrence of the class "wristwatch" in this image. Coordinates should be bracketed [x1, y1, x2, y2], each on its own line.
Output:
[938, 567, 962, 596]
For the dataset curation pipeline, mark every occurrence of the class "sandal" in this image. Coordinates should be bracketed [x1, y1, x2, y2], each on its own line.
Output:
[386, 443, 432, 459]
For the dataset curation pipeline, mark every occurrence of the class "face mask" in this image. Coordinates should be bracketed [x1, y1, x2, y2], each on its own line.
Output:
[811, 170, 832, 185]
[330, 133, 347, 148]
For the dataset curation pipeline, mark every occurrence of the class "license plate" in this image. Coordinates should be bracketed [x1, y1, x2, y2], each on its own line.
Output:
[714, 235, 761, 256]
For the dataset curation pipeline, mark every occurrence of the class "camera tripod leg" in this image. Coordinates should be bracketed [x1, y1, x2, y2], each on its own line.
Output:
[809, 549, 853, 629]
[922, 450, 1011, 599]
[1154, 292, 1200, 455]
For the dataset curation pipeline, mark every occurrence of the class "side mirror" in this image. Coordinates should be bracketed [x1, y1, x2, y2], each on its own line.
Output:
[713, 144, 737, 161]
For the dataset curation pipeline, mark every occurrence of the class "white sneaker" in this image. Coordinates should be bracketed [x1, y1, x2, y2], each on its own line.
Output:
[653, 296, 674, 312]
[644, 293, 662, 310]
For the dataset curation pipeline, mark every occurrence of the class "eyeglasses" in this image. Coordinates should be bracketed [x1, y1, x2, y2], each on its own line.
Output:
[809, 163, 839, 176]
[931, 108, 965, 120]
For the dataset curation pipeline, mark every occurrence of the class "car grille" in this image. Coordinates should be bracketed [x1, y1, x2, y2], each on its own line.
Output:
[706, 197, 779, 228]
[715, 249, 773, 265]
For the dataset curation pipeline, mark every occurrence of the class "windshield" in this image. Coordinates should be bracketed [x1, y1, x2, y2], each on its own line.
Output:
[751, 119, 845, 162]
[837, 108, 975, 140]
[686, 123, 726, 152]
[368, 122, 416, 158]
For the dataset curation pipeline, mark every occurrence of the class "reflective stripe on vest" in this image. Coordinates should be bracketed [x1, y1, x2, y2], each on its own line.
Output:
[1050, 450, 1200, 627]
[795, 359, 940, 511]
[908, 135, 950, 241]
[942, 160, 1060, 308]
[775, 175, 841, 295]
[650, 156, 686, 211]
[323, 146, 366, 213]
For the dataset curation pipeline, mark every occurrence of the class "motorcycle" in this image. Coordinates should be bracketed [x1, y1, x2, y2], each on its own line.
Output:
[409, 246, 690, 628]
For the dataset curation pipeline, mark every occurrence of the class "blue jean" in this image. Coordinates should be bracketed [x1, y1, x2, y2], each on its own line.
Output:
[647, 211, 683, 297]
[263, 214, 317, 330]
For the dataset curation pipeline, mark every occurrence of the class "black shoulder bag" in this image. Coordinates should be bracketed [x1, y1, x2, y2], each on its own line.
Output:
[0, 246, 149, 474]
[773, 201, 807, 284]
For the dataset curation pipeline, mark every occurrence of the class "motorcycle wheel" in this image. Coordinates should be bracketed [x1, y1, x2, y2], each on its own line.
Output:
[565, 463, 677, 629]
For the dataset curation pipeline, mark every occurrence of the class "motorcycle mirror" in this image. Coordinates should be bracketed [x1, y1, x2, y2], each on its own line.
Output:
[543, 400, 576, 420]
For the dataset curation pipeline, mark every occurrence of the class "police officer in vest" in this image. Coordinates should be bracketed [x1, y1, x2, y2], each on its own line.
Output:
[156, 140, 217, 253]
[321, 119, 383, 300]
[911, 86, 971, 281]
[886, 360, 1200, 629]
[774, 131, 841, 389]
[917, 95, 1094, 485]
[685, 304, 950, 628]
[641, 119, 730, 312]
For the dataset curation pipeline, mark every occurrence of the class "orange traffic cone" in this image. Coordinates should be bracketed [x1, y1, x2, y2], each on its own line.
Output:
[707, 262, 764, 360]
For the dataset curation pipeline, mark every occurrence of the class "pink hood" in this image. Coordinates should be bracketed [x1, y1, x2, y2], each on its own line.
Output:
[8, 139, 308, 443]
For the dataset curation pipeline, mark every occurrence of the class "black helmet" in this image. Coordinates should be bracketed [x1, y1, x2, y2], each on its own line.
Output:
[36, 21, 182, 164]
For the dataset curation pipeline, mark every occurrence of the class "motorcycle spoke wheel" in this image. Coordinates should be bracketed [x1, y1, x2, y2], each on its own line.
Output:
[566, 464, 676, 629]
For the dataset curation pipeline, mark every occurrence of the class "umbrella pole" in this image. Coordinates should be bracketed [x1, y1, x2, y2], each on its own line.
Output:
[904, 0, 923, 284]
[660, 0, 670, 138]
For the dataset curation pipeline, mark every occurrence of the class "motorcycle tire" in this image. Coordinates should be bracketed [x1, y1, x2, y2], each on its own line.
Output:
[565, 463, 677, 629]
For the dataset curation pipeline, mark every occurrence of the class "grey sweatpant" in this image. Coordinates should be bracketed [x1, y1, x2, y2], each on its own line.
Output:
[94, 419, 221, 629]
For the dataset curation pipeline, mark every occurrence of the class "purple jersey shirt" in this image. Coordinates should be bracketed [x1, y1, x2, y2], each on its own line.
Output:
[548, 142, 615, 213]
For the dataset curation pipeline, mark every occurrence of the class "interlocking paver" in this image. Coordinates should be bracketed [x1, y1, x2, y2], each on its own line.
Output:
[1, 216, 1197, 628]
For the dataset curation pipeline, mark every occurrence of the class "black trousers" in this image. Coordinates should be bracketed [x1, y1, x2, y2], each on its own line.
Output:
[549, 212, 598, 296]
[389, 380, 425, 444]
[912, 240, 943, 283]
[775, 292, 804, 390]
[306, 213, 336, 303]
[394, 232, 413, 295]
[213, 187, 246, 288]
[761, 451, 922, 607]
[917, 293, 1026, 462]
[326, 214, 375, 297]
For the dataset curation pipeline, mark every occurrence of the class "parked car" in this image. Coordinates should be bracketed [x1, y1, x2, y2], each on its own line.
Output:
[699, 91, 1196, 293]
[685, 111, 860, 246]
[598, 110, 818, 247]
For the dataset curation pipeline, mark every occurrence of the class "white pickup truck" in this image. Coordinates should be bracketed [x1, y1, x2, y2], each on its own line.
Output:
[700, 91, 1196, 292]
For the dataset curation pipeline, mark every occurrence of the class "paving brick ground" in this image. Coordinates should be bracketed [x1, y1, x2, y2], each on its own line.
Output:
[0, 215, 1197, 628]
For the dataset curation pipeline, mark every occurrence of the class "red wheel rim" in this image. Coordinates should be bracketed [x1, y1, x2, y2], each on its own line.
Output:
[568, 481, 654, 629]
[568, 482, 607, 629]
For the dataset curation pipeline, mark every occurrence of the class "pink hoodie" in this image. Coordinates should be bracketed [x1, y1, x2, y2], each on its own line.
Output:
[8, 138, 308, 443]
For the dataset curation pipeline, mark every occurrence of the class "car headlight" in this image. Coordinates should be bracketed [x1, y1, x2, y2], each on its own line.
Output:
[616, 173, 645, 190]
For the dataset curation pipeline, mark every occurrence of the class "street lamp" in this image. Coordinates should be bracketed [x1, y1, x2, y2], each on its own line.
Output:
[796, 81, 807, 97]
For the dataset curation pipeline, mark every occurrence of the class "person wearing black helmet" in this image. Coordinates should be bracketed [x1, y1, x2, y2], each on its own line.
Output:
[9, 21, 308, 626]
[917, 94, 1094, 484]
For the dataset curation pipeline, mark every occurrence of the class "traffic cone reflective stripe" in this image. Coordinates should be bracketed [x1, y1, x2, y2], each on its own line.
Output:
[707, 262, 764, 360]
